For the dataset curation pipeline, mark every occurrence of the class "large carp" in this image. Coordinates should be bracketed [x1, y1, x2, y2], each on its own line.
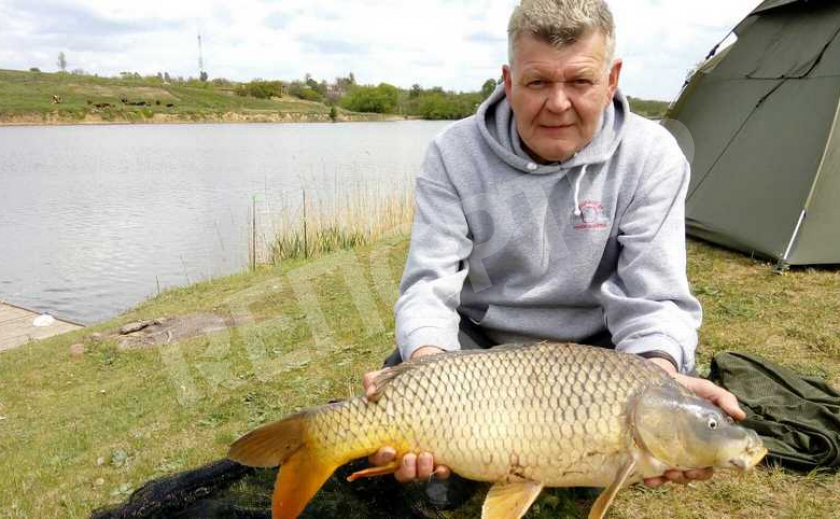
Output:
[229, 342, 766, 519]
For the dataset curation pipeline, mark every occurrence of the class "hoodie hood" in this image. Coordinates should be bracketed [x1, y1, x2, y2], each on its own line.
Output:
[476, 83, 628, 175]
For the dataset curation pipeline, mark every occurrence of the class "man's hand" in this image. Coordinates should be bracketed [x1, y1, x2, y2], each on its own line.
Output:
[643, 357, 747, 488]
[362, 346, 451, 482]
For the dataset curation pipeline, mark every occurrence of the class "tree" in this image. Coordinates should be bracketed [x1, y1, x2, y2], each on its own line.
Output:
[29, 67, 41, 73]
[163, 72, 172, 83]
[199, 71, 209, 82]
[409, 84, 422, 99]
[481, 78, 498, 99]
[339, 83, 400, 114]
[57, 52, 67, 72]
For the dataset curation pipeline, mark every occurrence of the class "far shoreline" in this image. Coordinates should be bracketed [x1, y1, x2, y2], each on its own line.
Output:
[0, 110, 420, 127]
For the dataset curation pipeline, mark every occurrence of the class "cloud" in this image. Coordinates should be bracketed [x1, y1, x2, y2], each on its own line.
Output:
[467, 30, 506, 44]
[298, 34, 367, 56]
[264, 12, 288, 30]
[0, 0, 764, 99]
[7, 0, 181, 37]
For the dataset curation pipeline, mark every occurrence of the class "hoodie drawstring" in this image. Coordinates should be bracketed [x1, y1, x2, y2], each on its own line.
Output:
[573, 164, 587, 216]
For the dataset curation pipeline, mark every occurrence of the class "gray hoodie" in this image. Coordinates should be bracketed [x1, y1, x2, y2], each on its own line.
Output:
[395, 85, 702, 373]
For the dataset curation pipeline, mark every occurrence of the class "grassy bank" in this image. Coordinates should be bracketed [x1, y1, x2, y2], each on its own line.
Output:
[0, 233, 838, 517]
[0, 69, 391, 125]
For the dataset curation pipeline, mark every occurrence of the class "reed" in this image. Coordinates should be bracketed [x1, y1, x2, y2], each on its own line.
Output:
[269, 183, 415, 261]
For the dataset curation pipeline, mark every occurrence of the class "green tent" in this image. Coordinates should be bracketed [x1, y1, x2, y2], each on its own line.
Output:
[665, 0, 840, 266]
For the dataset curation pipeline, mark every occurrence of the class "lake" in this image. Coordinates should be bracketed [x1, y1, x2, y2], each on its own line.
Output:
[0, 121, 451, 323]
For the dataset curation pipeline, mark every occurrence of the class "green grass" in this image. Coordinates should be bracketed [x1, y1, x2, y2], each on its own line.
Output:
[627, 96, 672, 120]
[0, 69, 358, 123]
[0, 237, 838, 518]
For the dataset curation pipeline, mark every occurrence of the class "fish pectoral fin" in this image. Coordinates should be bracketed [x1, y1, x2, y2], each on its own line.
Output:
[588, 457, 638, 519]
[346, 461, 401, 482]
[481, 480, 544, 519]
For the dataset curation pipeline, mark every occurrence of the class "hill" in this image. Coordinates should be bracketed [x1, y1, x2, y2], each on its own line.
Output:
[0, 69, 391, 125]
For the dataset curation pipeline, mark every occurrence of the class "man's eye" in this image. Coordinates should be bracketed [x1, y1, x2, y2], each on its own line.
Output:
[573, 79, 592, 86]
[528, 80, 545, 87]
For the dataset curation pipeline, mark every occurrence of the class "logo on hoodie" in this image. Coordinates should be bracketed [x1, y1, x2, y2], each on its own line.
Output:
[574, 200, 610, 230]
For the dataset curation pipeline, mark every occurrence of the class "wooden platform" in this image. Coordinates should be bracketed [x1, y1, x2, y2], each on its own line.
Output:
[0, 302, 84, 353]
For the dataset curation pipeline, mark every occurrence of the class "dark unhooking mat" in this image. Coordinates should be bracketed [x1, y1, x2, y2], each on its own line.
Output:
[709, 351, 840, 471]
[89, 458, 455, 519]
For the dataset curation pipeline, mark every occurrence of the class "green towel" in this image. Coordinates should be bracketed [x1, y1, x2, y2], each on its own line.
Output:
[708, 352, 840, 472]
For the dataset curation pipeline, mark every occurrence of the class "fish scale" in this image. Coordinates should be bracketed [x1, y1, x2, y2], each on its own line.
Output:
[304, 343, 669, 487]
[230, 342, 767, 519]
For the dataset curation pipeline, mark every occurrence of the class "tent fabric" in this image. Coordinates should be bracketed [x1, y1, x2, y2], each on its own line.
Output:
[666, 0, 840, 265]
[750, 0, 835, 16]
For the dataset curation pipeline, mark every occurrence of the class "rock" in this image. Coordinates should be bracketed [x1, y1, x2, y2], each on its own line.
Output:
[69, 343, 86, 357]
[116, 313, 231, 351]
[95, 478, 105, 486]
[119, 321, 152, 335]
[96, 457, 105, 466]
[89, 332, 104, 342]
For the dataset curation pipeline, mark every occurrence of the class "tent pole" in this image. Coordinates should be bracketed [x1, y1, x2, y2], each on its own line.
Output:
[780, 210, 806, 268]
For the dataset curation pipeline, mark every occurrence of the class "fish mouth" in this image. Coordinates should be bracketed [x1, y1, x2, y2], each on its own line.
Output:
[728, 445, 768, 471]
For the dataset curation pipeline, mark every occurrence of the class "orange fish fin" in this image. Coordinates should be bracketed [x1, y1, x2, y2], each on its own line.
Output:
[588, 457, 637, 519]
[481, 480, 544, 519]
[346, 460, 401, 481]
[272, 448, 339, 519]
[228, 412, 307, 468]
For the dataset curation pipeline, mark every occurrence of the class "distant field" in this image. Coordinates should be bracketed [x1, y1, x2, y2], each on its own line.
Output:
[627, 96, 672, 120]
[0, 69, 347, 124]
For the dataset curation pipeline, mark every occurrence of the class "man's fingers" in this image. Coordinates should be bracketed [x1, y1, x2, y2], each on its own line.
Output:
[417, 452, 435, 479]
[675, 375, 747, 421]
[368, 446, 396, 466]
[433, 465, 451, 480]
[363, 369, 385, 399]
[685, 468, 713, 481]
[664, 470, 689, 485]
[643, 477, 665, 488]
[395, 453, 417, 483]
[712, 389, 746, 421]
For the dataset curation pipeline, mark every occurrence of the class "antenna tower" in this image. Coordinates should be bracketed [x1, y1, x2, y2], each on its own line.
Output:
[197, 32, 205, 75]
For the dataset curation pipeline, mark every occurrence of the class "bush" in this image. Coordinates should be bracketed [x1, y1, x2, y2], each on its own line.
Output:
[236, 80, 284, 99]
[339, 83, 399, 114]
[403, 89, 482, 120]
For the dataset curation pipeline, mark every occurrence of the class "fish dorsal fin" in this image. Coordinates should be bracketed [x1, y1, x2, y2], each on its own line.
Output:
[481, 480, 544, 519]
[588, 456, 638, 519]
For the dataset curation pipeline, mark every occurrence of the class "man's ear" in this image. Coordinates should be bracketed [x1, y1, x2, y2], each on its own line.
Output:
[502, 65, 513, 99]
[607, 59, 623, 99]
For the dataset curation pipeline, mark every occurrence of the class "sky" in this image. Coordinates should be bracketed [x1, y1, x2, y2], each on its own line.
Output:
[0, 0, 763, 101]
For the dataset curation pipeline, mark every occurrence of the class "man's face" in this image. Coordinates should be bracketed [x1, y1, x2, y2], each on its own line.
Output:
[503, 31, 622, 164]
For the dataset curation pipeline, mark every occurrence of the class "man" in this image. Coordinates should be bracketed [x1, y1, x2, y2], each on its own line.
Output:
[363, 0, 744, 497]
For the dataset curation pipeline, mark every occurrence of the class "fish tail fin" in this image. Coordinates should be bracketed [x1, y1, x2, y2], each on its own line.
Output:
[227, 410, 349, 519]
[228, 411, 308, 468]
[270, 447, 339, 519]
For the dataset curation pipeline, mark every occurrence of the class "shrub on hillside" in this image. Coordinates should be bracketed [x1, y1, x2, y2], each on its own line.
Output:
[339, 83, 400, 114]
[236, 80, 285, 99]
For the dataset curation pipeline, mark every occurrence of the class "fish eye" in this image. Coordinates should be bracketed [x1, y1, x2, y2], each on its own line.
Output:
[707, 417, 718, 430]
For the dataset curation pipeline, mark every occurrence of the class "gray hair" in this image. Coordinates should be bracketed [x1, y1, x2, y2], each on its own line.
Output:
[508, 0, 616, 72]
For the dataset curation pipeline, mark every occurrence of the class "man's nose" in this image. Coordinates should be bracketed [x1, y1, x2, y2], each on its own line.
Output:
[545, 83, 572, 112]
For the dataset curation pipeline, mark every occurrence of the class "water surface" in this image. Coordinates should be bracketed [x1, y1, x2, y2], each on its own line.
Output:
[0, 121, 451, 323]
